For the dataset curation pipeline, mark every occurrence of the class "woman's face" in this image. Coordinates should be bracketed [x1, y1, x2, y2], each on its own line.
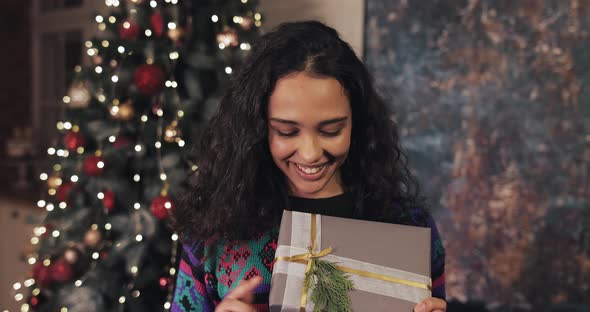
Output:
[268, 71, 352, 198]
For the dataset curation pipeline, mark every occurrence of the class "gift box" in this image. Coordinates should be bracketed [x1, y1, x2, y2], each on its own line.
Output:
[270, 210, 431, 311]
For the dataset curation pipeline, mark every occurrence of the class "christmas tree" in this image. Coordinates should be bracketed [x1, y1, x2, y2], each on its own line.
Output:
[11, 1, 262, 311]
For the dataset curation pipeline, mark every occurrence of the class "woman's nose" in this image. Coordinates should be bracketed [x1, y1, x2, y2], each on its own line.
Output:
[297, 134, 323, 164]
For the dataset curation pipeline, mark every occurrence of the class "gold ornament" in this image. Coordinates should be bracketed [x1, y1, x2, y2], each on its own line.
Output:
[164, 120, 182, 143]
[67, 82, 92, 108]
[216, 27, 238, 47]
[240, 16, 254, 30]
[110, 100, 134, 121]
[47, 174, 63, 189]
[168, 27, 185, 42]
[84, 229, 102, 248]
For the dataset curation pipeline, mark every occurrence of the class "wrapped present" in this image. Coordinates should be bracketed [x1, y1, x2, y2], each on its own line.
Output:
[270, 210, 431, 311]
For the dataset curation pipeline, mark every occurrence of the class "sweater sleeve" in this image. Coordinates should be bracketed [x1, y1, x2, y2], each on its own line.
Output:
[425, 215, 446, 300]
[172, 241, 215, 312]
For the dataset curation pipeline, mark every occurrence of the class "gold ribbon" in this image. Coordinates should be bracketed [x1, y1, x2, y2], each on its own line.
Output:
[274, 213, 432, 311]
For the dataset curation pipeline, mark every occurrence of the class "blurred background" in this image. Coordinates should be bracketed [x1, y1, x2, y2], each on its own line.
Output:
[0, 0, 588, 311]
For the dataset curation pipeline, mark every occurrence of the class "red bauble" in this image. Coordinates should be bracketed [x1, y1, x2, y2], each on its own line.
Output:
[56, 182, 74, 203]
[133, 64, 165, 96]
[150, 195, 174, 220]
[32, 262, 52, 287]
[83, 155, 105, 176]
[103, 190, 115, 212]
[159, 276, 172, 290]
[119, 19, 141, 40]
[50, 258, 74, 283]
[63, 131, 85, 151]
[151, 11, 164, 36]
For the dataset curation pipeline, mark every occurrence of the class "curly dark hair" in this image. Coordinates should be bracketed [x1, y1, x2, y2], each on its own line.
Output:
[173, 21, 425, 242]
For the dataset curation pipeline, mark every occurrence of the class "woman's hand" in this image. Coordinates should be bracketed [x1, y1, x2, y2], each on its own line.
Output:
[215, 276, 263, 312]
[414, 297, 446, 312]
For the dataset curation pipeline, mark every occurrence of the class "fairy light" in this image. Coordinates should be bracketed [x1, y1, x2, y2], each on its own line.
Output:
[97, 161, 105, 169]
[97, 192, 104, 199]
[75, 280, 82, 287]
[39, 173, 48, 180]
[218, 43, 226, 50]
[118, 46, 125, 53]
[48, 189, 56, 195]
[255, 13, 261, 21]
[24, 279, 34, 287]
[167, 22, 176, 30]
[105, 223, 112, 230]
[240, 43, 251, 50]
[27, 258, 36, 265]
[145, 29, 152, 37]
[141, 115, 148, 122]
[62, 96, 71, 103]
[47, 147, 56, 155]
[169, 51, 179, 60]
[59, 202, 67, 209]
[34, 226, 47, 236]
[123, 21, 131, 29]
[241, 0, 248, 3]
[60, 307, 68, 312]
[171, 0, 178, 4]
[13, 283, 22, 290]
[164, 201, 172, 209]
[54, 164, 62, 171]
[52, 230, 60, 238]
[95, 66, 103, 73]
[233, 16, 243, 24]
[211, 15, 219, 22]
[177, 110, 184, 117]
[85, 41, 92, 48]
[56, 150, 64, 157]
[225, 66, 233, 74]
[101, 40, 109, 47]
[160, 173, 167, 181]
[22, 304, 30, 312]
[63, 122, 72, 130]
[192, 165, 198, 171]
[109, 136, 116, 143]
[119, 296, 126, 304]
[134, 144, 142, 152]
[95, 15, 104, 23]
[46, 204, 54, 212]
[30, 237, 39, 244]
[150, 0, 157, 7]
[37, 200, 46, 207]
[134, 202, 141, 209]
[98, 94, 106, 102]
[133, 174, 140, 182]
[136, 234, 143, 242]
[171, 81, 178, 88]
[164, 302, 171, 310]
[56, 121, 64, 130]
[169, 267, 176, 275]
[156, 109, 164, 116]
[171, 234, 178, 241]
[155, 141, 161, 149]
[111, 75, 119, 83]
[178, 140, 185, 147]
[15, 293, 23, 301]
[109, 16, 116, 23]
[92, 252, 99, 259]
[77, 147, 84, 154]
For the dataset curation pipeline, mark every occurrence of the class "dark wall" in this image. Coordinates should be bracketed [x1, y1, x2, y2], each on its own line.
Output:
[364, 0, 590, 309]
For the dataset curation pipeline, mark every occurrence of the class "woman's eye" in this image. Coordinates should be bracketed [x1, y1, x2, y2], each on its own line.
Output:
[277, 130, 298, 137]
[321, 130, 342, 137]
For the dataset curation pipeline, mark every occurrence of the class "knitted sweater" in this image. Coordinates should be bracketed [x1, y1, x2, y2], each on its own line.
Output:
[172, 198, 446, 311]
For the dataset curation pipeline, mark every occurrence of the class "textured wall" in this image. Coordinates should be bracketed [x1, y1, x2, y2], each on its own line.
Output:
[364, 0, 590, 309]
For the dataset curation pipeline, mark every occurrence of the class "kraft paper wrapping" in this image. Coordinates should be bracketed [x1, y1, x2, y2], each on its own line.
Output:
[269, 210, 431, 311]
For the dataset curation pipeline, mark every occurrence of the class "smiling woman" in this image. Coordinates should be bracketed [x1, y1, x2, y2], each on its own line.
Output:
[171, 21, 446, 312]
[268, 72, 352, 199]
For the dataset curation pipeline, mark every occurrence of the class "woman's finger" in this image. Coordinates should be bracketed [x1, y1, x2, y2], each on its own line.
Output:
[414, 297, 446, 312]
[225, 276, 263, 303]
[215, 298, 257, 312]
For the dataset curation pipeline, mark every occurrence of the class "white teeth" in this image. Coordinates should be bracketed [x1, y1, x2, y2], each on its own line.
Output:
[295, 163, 324, 174]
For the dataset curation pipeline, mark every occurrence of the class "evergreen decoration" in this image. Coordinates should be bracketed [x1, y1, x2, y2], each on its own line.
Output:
[304, 257, 355, 312]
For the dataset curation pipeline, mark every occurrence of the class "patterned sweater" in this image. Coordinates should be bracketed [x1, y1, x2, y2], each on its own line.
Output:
[172, 200, 446, 311]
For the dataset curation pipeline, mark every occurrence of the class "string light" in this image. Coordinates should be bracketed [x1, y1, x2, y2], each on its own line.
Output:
[105, 223, 112, 230]
[119, 296, 126, 304]
[118, 46, 125, 53]
[111, 75, 119, 83]
[47, 147, 56, 155]
[171, 234, 178, 241]
[164, 302, 171, 310]
[225, 67, 233, 74]
[87, 48, 96, 56]
[101, 40, 109, 47]
[150, 0, 157, 7]
[108, 136, 116, 143]
[75, 280, 82, 287]
[109, 16, 116, 23]
[145, 29, 152, 37]
[92, 252, 99, 259]
[160, 173, 167, 181]
[240, 43, 251, 50]
[46, 204, 55, 212]
[63, 122, 72, 130]
[177, 110, 184, 117]
[63, 96, 71, 104]
[27, 258, 36, 265]
[169, 51, 179, 60]
[39, 173, 48, 180]
[98, 94, 106, 102]
[156, 109, 164, 116]
[13, 283, 22, 290]
[169, 268, 176, 275]
[155, 141, 162, 149]
[132, 290, 141, 298]
[135, 234, 143, 242]
[98, 23, 107, 31]
[218, 43, 226, 49]
[95, 15, 104, 23]
[167, 22, 176, 30]
[97, 161, 105, 169]
[85, 41, 92, 48]
[30, 237, 39, 244]
[178, 140, 185, 147]
[48, 189, 56, 196]
[97, 192, 105, 199]
[56, 121, 64, 130]
[211, 15, 219, 23]
[131, 266, 138, 274]
[241, 0, 248, 3]
[51, 230, 60, 237]
[134, 202, 141, 209]
[59, 202, 67, 209]
[24, 279, 34, 287]
[134, 144, 142, 152]
[15, 293, 24, 301]
[133, 174, 141, 182]
[141, 115, 148, 122]
[95, 66, 103, 74]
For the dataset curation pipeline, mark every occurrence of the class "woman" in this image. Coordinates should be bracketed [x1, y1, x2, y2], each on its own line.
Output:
[172, 21, 446, 312]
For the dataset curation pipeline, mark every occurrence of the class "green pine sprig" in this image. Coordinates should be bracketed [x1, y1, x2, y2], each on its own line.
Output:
[303, 258, 354, 312]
